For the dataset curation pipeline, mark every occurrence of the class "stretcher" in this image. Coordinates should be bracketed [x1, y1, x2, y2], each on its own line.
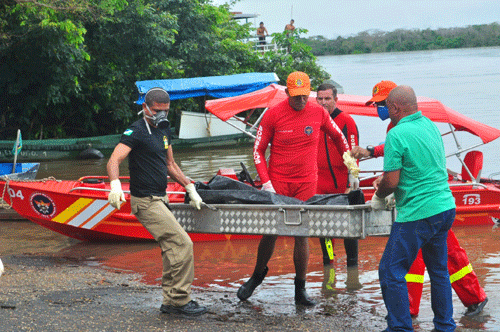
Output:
[171, 203, 395, 239]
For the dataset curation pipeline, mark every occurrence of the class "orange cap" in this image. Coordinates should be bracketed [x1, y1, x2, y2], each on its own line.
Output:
[286, 71, 311, 97]
[365, 80, 397, 105]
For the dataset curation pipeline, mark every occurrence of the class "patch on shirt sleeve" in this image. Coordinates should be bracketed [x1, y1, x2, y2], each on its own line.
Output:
[164, 136, 169, 149]
[123, 129, 133, 136]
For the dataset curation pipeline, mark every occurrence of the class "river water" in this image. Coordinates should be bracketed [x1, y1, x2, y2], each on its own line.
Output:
[4, 47, 500, 331]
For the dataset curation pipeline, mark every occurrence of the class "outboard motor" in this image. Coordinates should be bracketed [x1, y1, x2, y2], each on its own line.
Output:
[78, 148, 104, 159]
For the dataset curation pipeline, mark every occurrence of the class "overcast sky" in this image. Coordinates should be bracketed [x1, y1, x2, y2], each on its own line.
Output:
[212, 0, 500, 39]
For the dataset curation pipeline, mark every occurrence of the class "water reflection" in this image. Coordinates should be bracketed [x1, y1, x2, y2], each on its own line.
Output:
[2, 221, 497, 331]
[36, 145, 256, 182]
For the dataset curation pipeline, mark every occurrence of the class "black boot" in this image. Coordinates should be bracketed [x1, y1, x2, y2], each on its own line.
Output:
[294, 277, 316, 306]
[237, 266, 268, 301]
[344, 238, 359, 268]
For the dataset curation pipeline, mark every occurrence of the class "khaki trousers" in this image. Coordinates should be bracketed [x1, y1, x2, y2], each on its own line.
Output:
[131, 195, 194, 306]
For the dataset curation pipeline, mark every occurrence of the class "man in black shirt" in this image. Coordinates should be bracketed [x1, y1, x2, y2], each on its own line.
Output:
[107, 87, 207, 316]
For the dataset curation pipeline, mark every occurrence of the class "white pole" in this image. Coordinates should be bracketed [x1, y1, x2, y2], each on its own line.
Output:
[12, 129, 20, 173]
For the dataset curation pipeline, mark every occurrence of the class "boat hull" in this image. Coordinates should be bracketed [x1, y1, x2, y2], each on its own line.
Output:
[3, 172, 499, 242]
[2, 178, 260, 242]
[0, 134, 252, 162]
[359, 179, 500, 226]
[0, 162, 40, 180]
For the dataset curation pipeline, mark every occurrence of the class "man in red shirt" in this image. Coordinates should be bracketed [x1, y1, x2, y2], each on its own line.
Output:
[316, 83, 361, 288]
[237, 71, 357, 306]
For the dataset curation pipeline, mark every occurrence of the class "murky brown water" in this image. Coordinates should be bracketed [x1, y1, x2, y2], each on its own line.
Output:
[35, 145, 257, 182]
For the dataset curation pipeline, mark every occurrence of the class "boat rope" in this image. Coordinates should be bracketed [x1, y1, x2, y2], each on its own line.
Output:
[0, 178, 10, 209]
[205, 111, 212, 136]
[0, 176, 60, 209]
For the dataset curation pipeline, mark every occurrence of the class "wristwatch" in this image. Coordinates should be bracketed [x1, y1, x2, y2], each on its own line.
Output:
[366, 145, 375, 157]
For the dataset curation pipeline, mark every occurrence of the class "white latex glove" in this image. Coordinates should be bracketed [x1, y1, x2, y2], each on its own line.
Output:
[185, 183, 202, 210]
[349, 173, 360, 190]
[385, 193, 396, 209]
[108, 179, 126, 210]
[0, 258, 4, 277]
[262, 180, 276, 193]
[343, 151, 360, 178]
[370, 193, 386, 210]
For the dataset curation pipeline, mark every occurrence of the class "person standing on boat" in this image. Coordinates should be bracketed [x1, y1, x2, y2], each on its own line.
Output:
[257, 22, 269, 45]
[237, 71, 358, 306]
[284, 19, 295, 35]
[372, 85, 457, 331]
[351, 81, 488, 318]
[315, 83, 362, 289]
[106, 87, 207, 316]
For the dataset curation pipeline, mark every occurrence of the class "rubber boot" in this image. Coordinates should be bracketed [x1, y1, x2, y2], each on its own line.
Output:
[294, 277, 316, 306]
[346, 266, 362, 291]
[321, 265, 337, 298]
[237, 266, 268, 301]
[344, 239, 358, 268]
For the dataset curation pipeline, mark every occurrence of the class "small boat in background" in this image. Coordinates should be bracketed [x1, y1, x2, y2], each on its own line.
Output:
[0, 162, 40, 219]
[0, 73, 279, 162]
[0, 162, 39, 181]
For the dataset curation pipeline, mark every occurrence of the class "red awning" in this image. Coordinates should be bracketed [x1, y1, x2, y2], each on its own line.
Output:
[205, 84, 500, 144]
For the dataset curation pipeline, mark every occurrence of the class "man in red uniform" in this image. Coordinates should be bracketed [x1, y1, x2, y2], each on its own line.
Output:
[237, 71, 357, 306]
[316, 83, 361, 277]
[351, 80, 488, 317]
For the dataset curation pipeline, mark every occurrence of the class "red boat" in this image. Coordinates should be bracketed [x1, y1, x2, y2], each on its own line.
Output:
[2, 89, 499, 241]
[0, 170, 265, 242]
[339, 94, 500, 226]
[207, 85, 500, 226]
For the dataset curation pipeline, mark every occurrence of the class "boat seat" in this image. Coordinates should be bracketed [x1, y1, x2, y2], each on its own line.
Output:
[461, 150, 483, 182]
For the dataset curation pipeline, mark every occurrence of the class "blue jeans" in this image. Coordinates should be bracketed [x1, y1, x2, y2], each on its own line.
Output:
[379, 208, 456, 332]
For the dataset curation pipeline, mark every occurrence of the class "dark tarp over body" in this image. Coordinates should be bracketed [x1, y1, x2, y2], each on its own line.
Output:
[189, 176, 365, 206]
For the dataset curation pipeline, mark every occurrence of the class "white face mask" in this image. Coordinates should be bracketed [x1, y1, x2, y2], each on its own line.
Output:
[143, 104, 170, 129]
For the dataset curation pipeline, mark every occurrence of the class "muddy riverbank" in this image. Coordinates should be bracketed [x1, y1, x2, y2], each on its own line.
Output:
[0, 254, 388, 332]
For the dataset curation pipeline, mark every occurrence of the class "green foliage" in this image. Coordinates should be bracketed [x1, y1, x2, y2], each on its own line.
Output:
[158, 0, 260, 78]
[0, 0, 328, 139]
[303, 22, 500, 56]
[79, 0, 180, 135]
[0, 0, 132, 138]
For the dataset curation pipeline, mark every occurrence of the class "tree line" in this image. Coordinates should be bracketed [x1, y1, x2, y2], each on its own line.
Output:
[0, 0, 328, 140]
[302, 22, 500, 56]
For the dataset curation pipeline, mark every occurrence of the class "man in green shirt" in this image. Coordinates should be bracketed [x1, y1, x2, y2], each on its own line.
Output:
[372, 85, 456, 332]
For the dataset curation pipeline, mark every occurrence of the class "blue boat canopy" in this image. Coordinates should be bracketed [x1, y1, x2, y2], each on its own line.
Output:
[135, 73, 279, 104]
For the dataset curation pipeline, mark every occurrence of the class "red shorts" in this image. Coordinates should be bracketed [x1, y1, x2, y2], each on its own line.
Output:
[272, 180, 316, 201]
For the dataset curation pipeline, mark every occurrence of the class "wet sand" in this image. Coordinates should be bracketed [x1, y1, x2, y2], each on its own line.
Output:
[0, 254, 388, 332]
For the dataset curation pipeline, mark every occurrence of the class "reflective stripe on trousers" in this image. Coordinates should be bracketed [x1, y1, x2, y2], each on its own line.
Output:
[406, 229, 487, 315]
